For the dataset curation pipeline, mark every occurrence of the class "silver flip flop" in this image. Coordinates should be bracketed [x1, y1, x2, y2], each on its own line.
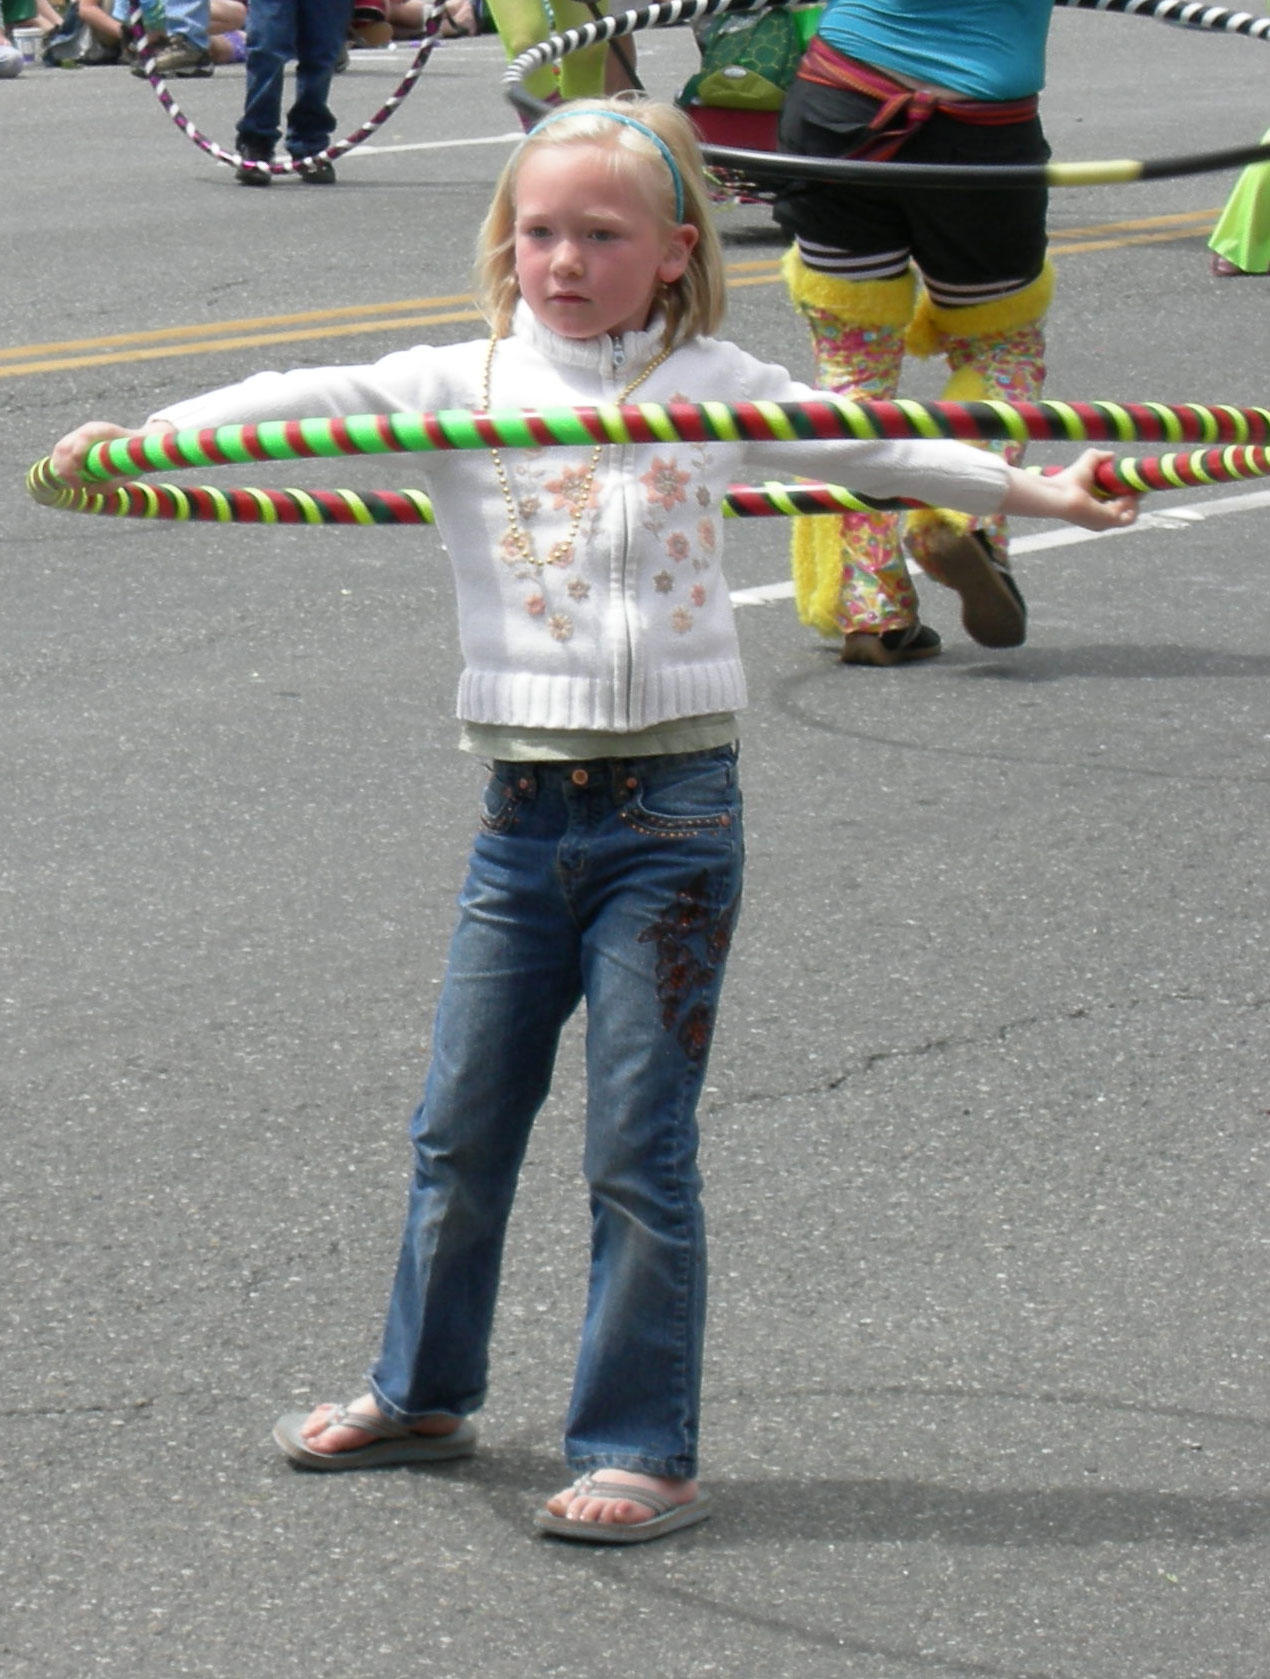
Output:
[534, 1474, 711, 1545]
[273, 1404, 477, 1470]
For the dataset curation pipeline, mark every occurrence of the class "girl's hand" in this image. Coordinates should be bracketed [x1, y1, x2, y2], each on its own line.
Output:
[1001, 448, 1140, 531]
[49, 421, 158, 489]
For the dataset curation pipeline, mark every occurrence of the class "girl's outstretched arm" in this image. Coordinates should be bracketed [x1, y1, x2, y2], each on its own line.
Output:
[50, 420, 175, 489]
[999, 448, 1139, 531]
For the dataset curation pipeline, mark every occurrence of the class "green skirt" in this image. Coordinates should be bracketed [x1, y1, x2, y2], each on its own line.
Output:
[1208, 126, 1270, 273]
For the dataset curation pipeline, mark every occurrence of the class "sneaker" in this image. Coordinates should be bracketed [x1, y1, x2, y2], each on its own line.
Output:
[0, 41, 22, 76]
[130, 32, 161, 72]
[159, 33, 213, 75]
[133, 33, 212, 76]
[235, 141, 274, 186]
[295, 157, 336, 185]
[907, 526, 1026, 649]
[43, 21, 92, 64]
[840, 622, 942, 666]
[78, 38, 121, 64]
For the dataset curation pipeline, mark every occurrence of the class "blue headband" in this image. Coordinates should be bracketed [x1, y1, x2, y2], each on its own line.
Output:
[525, 109, 686, 223]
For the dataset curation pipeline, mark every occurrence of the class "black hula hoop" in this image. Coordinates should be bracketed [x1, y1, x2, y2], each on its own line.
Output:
[501, 0, 1270, 190]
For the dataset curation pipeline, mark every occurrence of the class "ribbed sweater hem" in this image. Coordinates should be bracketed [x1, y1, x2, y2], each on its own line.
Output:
[457, 661, 747, 732]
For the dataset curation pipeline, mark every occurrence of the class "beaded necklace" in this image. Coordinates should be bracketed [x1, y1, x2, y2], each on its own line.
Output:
[482, 332, 672, 570]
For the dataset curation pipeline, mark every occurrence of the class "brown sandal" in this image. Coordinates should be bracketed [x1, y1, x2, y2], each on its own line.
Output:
[439, 0, 479, 36]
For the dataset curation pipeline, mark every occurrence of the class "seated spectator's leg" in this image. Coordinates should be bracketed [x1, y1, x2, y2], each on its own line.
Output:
[113, 0, 165, 42]
[387, 0, 423, 35]
[159, 0, 210, 51]
[82, 0, 127, 44]
[207, 0, 244, 60]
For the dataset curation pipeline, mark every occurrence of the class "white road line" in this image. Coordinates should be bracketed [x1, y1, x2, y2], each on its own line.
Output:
[346, 132, 522, 158]
[728, 485, 1270, 607]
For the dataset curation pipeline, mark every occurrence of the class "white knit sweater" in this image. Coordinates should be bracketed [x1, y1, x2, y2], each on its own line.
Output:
[151, 304, 1008, 733]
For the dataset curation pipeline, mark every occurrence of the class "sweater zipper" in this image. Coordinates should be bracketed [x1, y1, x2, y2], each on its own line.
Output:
[607, 335, 634, 729]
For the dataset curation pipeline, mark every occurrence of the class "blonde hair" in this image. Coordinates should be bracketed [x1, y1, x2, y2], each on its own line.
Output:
[476, 96, 727, 349]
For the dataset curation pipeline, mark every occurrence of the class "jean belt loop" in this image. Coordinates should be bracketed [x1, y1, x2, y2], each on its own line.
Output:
[612, 759, 638, 803]
[502, 762, 536, 799]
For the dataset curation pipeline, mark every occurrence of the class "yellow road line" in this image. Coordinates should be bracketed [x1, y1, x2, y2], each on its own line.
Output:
[1058, 208, 1218, 236]
[0, 294, 477, 361]
[1051, 226, 1215, 257]
[4, 310, 486, 379]
[1, 217, 1220, 381]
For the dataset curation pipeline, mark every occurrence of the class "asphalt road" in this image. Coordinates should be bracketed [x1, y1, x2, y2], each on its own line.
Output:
[3, 11, 1268, 1678]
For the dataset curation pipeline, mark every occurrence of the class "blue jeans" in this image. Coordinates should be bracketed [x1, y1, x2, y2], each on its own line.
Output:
[368, 747, 744, 1479]
[236, 0, 347, 158]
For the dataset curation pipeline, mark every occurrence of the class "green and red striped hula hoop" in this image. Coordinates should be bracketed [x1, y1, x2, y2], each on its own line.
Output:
[60, 396, 1270, 476]
[26, 396, 1270, 525]
[26, 444, 1270, 528]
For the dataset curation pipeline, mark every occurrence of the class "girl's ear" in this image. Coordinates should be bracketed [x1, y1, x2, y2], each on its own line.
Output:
[657, 222, 700, 285]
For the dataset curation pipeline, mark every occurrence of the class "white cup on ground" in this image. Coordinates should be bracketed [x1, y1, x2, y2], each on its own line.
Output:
[13, 27, 42, 62]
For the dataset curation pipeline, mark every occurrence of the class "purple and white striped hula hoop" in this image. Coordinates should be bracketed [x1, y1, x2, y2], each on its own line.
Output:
[127, 0, 449, 176]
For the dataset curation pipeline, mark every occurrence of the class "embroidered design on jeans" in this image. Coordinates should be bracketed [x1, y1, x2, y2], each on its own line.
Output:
[638, 872, 738, 1062]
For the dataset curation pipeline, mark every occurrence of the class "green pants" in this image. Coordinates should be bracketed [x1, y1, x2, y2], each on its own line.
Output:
[486, 0, 610, 102]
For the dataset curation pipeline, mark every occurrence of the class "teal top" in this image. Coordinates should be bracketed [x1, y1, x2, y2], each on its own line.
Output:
[816, 0, 1055, 102]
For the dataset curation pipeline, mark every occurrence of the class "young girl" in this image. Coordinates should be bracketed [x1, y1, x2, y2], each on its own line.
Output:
[52, 97, 1137, 1545]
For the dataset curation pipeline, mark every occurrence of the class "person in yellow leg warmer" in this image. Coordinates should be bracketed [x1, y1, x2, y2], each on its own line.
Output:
[774, 0, 1057, 665]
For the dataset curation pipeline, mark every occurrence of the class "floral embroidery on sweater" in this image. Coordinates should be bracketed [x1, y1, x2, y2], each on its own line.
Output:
[498, 389, 724, 647]
[642, 456, 691, 512]
[545, 463, 600, 517]
[500, 445, 604, 640]
[626, 393, 723, 638]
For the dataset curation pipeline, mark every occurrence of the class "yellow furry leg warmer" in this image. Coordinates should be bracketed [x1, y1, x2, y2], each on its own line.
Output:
[904, 263, 1054, 361]
[783, 248, 920, 634]
[782, 245, 918, 327]
[904, 264, 1054, 551]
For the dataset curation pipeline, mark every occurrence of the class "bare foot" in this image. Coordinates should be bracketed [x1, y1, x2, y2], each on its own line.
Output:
[544, 1468, 699, 1527]
[298, 1394, 462, 1457]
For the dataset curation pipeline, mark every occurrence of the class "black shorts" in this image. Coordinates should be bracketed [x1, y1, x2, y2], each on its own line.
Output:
[773, 76, 1051, 290]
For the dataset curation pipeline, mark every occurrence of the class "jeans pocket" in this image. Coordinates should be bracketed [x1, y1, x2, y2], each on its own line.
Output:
[479, 771, 524, 834]
[619, 752, 741, 840]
